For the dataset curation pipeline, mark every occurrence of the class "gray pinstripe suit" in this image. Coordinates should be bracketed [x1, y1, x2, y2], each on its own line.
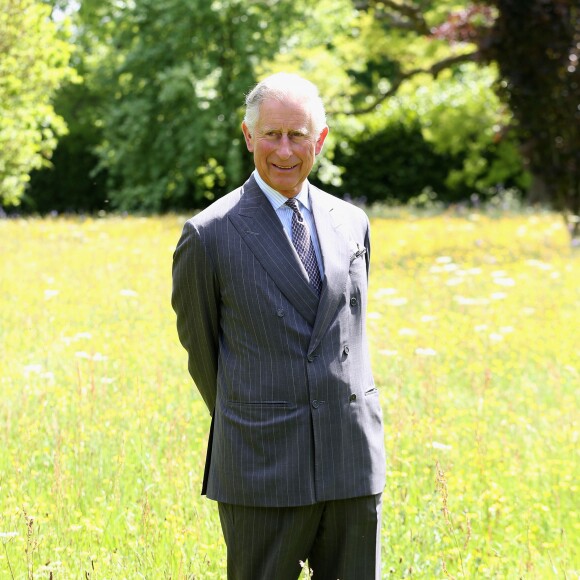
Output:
[172, 174, 386, 576]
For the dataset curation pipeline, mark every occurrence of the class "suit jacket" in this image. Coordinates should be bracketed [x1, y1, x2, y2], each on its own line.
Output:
[172, 175, 386, 507]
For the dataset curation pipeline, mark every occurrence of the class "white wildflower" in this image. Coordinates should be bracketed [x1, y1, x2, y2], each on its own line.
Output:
[454, 296, 489, 306]
[431, 442, 452, 451]
[385, 297, 408, 306]
[74, 332, 93, 340]
[446, 277, 464, 286]
[494, 277, 516, 287]
[490, 292, 508, 300]
[0, 532, 18, 543]
[374, 288, 398, 297]
[23, 364, 42, 374]
[398, 328, 417, 336]
[415, 348, 437, 356]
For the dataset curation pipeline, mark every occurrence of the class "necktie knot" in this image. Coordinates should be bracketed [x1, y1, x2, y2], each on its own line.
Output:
[285, 198, 303, 221]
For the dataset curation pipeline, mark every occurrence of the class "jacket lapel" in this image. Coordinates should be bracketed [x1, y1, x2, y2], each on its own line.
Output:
[228, 176, 320, 326]
[308, 185, 351, 353]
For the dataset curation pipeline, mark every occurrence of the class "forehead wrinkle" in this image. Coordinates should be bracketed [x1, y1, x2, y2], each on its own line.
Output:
[256, 99, 313, 134]
[258, 124, 310, 135]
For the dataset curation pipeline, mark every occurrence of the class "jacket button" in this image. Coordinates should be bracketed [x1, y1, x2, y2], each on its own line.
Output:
[311, 400, 320, 409]
[307, 354, 314, 362]
[349, 394, 357, 402]
[350, 297, 358, 306]
[276, 308, 285, 317]
[343, 346, 350, 355]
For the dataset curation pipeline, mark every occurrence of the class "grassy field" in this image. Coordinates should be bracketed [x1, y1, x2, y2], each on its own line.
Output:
[0, 212, 577, 578]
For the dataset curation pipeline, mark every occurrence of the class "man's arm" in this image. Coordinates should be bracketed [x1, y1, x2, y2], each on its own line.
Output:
[171, 220, 220, 414]
[363, 214, 371, 280]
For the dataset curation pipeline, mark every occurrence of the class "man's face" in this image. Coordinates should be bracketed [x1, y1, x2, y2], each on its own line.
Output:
[242, 98, 328, 198]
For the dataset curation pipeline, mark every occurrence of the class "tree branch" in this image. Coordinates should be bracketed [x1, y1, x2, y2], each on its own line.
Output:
[334, 51, 480, 116]
[354, 0, 431, 35]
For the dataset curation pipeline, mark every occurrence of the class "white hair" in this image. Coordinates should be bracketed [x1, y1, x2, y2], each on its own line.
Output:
[243, 73, 327, 137]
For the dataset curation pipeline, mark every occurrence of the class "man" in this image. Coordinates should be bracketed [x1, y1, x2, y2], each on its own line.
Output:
[172, 73, 386, 579]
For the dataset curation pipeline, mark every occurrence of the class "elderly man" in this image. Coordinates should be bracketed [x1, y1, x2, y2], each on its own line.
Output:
[172, 72, 386, 580]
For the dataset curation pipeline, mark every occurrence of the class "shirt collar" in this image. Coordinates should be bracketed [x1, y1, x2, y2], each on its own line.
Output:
[253, 169, 311, 211]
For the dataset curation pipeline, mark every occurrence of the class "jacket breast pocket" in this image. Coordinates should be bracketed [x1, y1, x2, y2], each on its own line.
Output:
[348, 250, 367, 288]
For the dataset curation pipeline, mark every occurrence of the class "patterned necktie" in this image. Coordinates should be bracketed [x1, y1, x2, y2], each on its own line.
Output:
[285, 198, 323, 295]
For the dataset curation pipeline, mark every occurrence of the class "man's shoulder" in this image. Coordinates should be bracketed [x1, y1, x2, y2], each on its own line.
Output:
[188, 186, 243, 228]
[186, 173, 266, 229]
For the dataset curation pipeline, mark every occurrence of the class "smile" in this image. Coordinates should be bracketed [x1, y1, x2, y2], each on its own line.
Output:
[273, 163, 298, 170]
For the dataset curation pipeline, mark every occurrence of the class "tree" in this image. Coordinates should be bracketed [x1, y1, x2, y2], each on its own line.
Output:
[0, 0, 74, 206]
[24, 0, 112, 213]
[479, 0, 580, 240]
[350, 0, 580, 240]
[87, 0, 304, 211]
[261, 0, 528, 204]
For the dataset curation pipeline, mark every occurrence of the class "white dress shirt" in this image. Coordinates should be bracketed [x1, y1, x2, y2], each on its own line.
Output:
[252, 170, 325, 280]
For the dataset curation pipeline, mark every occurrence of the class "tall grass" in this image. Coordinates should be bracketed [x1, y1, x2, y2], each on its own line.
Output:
[0, 212, 577, 578]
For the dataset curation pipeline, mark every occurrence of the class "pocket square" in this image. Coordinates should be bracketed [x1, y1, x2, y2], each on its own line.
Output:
[349, 241, 367, 262]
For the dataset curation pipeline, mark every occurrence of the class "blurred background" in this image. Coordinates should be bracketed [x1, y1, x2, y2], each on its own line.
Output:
[1, 0, 579, 239]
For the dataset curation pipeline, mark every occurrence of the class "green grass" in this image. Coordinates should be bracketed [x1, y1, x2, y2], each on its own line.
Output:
[0, 213, 577, 578]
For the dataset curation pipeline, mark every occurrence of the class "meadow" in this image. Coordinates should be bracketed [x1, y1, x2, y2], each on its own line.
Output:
[0, 211, 577, 578]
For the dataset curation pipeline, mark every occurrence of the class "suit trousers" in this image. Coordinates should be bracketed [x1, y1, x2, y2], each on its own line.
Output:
[218, 493, 383, 580]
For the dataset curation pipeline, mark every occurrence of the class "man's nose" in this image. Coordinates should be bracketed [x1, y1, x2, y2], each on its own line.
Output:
[277, 135, 292, 158]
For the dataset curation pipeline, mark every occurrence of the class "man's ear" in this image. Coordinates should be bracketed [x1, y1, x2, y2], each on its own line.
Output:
[315, 126, 329, 155]
[241, 122, 254, 153]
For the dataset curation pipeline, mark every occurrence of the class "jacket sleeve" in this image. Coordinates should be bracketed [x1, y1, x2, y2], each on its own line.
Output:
[171, 220, 219, 415]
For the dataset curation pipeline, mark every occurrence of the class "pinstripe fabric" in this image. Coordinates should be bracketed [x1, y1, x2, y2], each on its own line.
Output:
[172, 174, 386, 507]
[218, 494, 382, 580]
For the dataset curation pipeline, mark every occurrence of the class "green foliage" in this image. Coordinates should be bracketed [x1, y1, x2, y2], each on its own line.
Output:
[25, 76, 109, 213]
[90, 0, 301, 211]
[263, 1, 528, 206]
[350, 5, 528, 200]
[395, 64, 530, 195]
[0, 0, 74, 206]
[331, 121, 452, 204]
[24, 133, 108, 213]
[14, 0, 553, 214]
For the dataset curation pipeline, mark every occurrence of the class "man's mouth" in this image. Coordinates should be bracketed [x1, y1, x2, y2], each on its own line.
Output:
[273, 163, 298, 170]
